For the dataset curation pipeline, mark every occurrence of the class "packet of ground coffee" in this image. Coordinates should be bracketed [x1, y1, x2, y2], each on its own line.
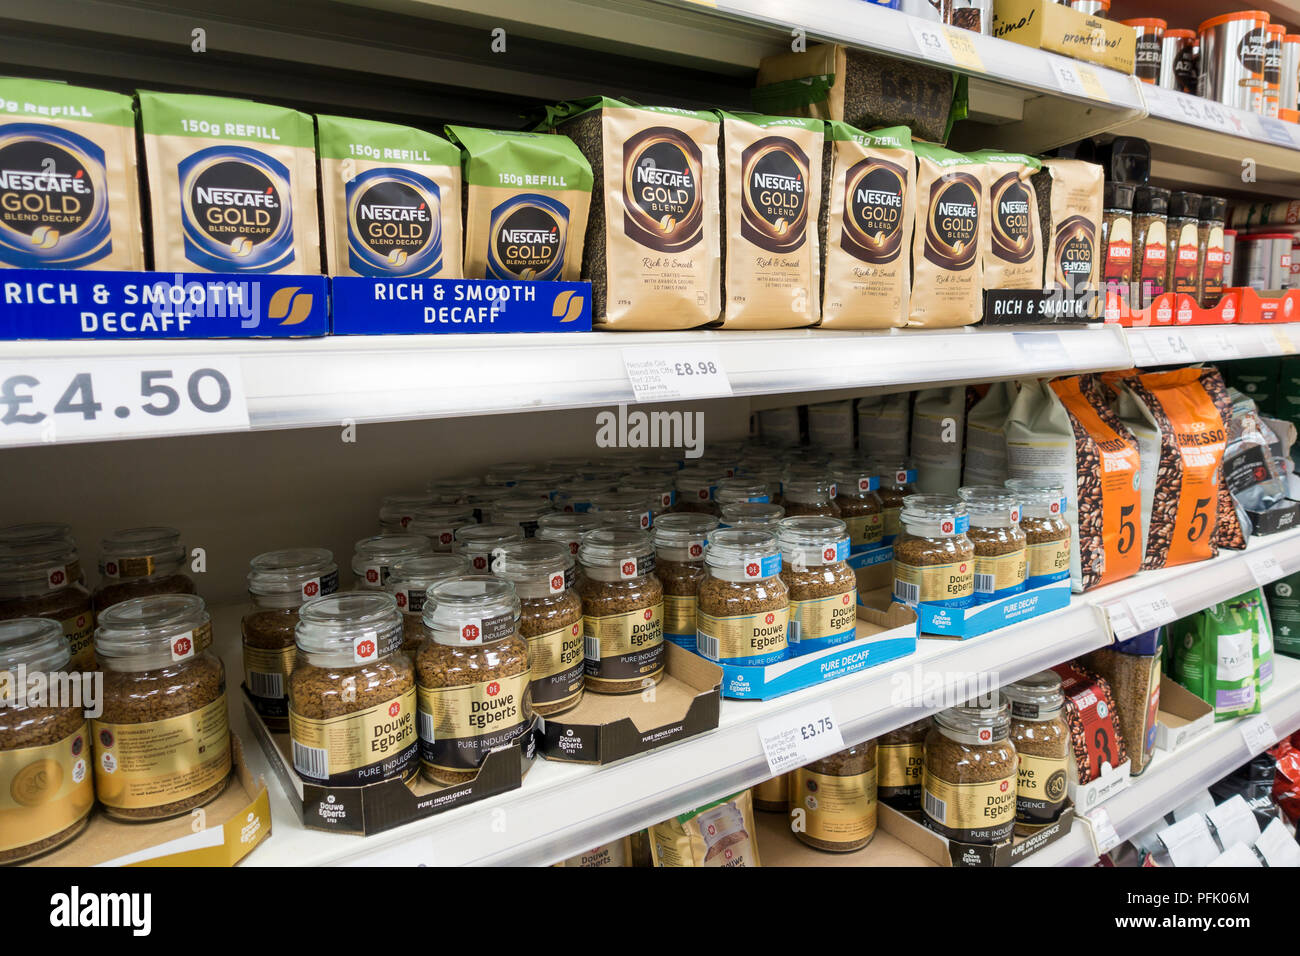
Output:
[0, 77, 144, 270]
[911, 386, 965, 495]
[1039, 158, 1104, 297]
[967, 151, 1043, 290]
[138, 91, 319, 273]
[717, 112, 823, 329]
[820, 123, 916, 329]
[1171, 600, 1262, 722]
[963, 381, 1017, 487]
[317, 115, 462, 278]
[649, 790, 761, 867]
[857, 392, 911, 460]
[909, 143, 987, 327]
[752, 43, 964, 145]
[444, 126, 591, 282]
[1052, 661, 1129, 782]
[1005, 376, 1143, 592]
[1264, 572, 1300, 658]
[1111, 368, 1229, 570]
[543, 96, 720, 329]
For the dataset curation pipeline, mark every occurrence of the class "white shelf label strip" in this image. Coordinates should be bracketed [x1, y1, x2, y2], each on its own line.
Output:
[1246, 553, 1283, 586]
[1240, 713, 1276, 754]
[757, 701, 844, 775]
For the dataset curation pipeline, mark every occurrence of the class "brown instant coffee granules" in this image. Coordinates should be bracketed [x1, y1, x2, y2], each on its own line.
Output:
[94, 595, 231, 820]
[93, 527, 195, 613]
[0, 541, 95, 670]
[791, 739, 878, 852]
[653, 513, 719, 652]
[878, 717, 929, 813]
[922, 702, 1017, 845]
[958, 486, 1027, 604]
[1004, 479, 1071, 589]
[0, 618, 94, 862]
[893, 495, 975, 609]
[1002, 672, 1070, 836]
[386, 554, 470, 652]
[577, 530, 665, 694]
[780, 474, 842, 519]
[417, 577, 532, 784]
[831, 460, 884, 553]
[778, 516, 856, 656]
[1081, 643, 1161, 776]
[696, 528, 789, 666]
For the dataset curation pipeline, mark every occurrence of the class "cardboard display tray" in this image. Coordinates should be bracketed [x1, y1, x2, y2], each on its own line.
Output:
[1154, 676, 1214, 753]
[536, 643, 722, 763]
[29, 733, 271, 866]
[878, 801, 1078, 866]
[994, 0, 1136, 73]
[243, 686, 531, 836]
[753, 806, 939, 867]
[914, 580, 1072, 639]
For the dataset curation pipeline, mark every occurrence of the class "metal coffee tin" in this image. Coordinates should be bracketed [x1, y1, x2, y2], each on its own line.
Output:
[1123, 19, 1167, 84]
[1264, 24, 1285, 118]
[1223, 229, 1237, 287]
[1068, 0, 1110, 16]
[1282, 35, 1300, 121]
[1198, 10, 1272, 114]
[1239, 232, 1292, 290]
[1160, 29, 1199, 92]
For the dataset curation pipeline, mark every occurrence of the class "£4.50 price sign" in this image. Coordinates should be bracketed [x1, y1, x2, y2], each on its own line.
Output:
[0, 358, 249, 445]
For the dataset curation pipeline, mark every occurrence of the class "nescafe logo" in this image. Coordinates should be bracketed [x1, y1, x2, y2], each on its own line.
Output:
[840, 158, 907, 264]
[740, 136, 808, 253]
[1238, 27, 1270, 74]
[1055, 216, 1095, 292]
[925, 173, 980, 270]
[188, 160, 283, 248]
[0, 139, 96, 240]
[353, 178, 431, 261]
[491, 202, 563, 278]
[990, 172, 1034, 264]
[623, 128, 704, 252]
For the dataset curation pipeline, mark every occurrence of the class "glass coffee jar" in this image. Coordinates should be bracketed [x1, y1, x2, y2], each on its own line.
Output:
[492, 496, 556, 538]
[718, 502, 785, 529]
[1004, 478, 1071, 589]
[714, 478, 772, 506]
[94, 594, 231, 820]
[878, 716, 930, 813]
[673, 468, 724, 517]
[1002, 672, 1070, 836]
[591, 491, 655, 532]
[922, 702, 1017, 845]
[242, 548, 340, 730]
[553, 480, 616, 515]
[0, 618, 95, 863]
[779, 516, 857, 657]
[405, 505, 476, 552]
[378, 493, 436, 533]
[417, 577, 533, 784]
[0, 540, 95, 670]
[493, 541, 585, 717]
[94, 527, 195, 613]
[696, 528, 789, 666]
[453, 524, 525, 573]
[351, 533, 433, 590]
[652, 513, 718, 652]
[536, 512, 603, 559]
[289, 592, 418, 786]
[893, 496, 975, 609]
[790, 739, 878, 852]
[781, 474, 842, 519]
[620, 472, 676, 518]
[958, 486, 1028, 604]
[872, 461, 918, 544]
[386, 554, 471, 652]
[576, 529, 665, 694]
[831, 459, 884, 553]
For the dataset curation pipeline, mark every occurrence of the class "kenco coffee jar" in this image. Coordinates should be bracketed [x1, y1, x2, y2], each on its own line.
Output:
[241, 548, 340, 729]
[576, 529, 665, 694]
[696, 528, 789, 666]
[1101, 182, 1135, 316]
[892, 495, 975, 611]
[1132, 184, 1170, 308]
[1122, 19, 1166, 84]
[1198, 196, 1228, 307]
[0, 540, 95, 670]
[922, 702, 1017, 845]
[94, 527, 195, 613]
[289, 592, 418, 787]
[1165, 190, 1203, 298]
[778, 517, 856, 657]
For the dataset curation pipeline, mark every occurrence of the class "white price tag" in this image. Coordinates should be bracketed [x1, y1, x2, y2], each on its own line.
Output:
[1240, 713, 1277, 754]
[909, 21, 956, 66]
[1147, 332, 1193, 365]
[1014, 331, 1063, 363]
[1246, 552, 1283, 586]
[757, 701, 844, 775]
[0, 357, 248, 445]
[622, 347, 732, 403]
[1205, 329, 1240, 359]
[1128, 589, 1175, 633]
[1127, 333, 1157, 368]
[1086, 806, 1121, 855]
[1254, 326, 1286, 356]
[1050, 60, 1108, 102]
[1104, 601, 1140, 641]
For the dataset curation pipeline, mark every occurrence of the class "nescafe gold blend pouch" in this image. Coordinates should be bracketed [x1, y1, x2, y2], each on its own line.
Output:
[909, 143, 987, 327]
[820, 122, 916, 329]
[968, 150, 1043, 290]
[445, 126, 591, 281]
[317, 115, 462, 278]
[546, 96, 721, 330]
[1042, 158, 1104, 296]
[0, 76, 144, 270]
[138, 91, 319, 274]
[718, 112, 823, 329]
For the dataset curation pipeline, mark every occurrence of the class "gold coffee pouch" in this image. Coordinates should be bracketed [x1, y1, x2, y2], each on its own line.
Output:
[1042, 158, 1104, 296]
[0, 77, 144, 270]
[718, 112, 823, 329]
[968, 150, 1043, 290]
[820, 123, 915, 329]
[445, 126, 591, 281]
[317, 115, 462, 278]
[649, 790, 761, 867]
[138, 91, 319, 273]
[546, 96, 721, 330]
[909, 143, 988, 327]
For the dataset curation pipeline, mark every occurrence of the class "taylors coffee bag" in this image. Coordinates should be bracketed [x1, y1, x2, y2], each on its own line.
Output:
[1040, 158, 1104, 296]
[820, 123, 916, 329]
[0, 76, 144, 270]
[138, 91, 318, 273]
[317, 115, 462, 278]
[445, 127, 591, 282]
[717, 112, 823, 329]
[909, 143, 988, 327]
[546, 97, 721, 330]
[968, 150, 1043, 290]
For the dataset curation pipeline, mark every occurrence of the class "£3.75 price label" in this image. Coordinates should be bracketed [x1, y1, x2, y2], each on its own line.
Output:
[757, 701, 844, 775]
[0, 358, 249, 445]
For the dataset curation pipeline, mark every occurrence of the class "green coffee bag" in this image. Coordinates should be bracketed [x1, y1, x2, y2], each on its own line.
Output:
[1172, 599, 1262, 721]
[1265, 571, 1300, 658]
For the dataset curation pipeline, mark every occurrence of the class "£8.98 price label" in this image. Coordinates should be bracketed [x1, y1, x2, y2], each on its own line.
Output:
[0, 357, 249, 445]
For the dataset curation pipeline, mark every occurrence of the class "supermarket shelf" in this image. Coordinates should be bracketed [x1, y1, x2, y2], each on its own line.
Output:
[1125, 322, 1298, 365]
[1021, 654, 1300, 867]
[0, 325, 1131, 443]
[230, 526, 1300, 866]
